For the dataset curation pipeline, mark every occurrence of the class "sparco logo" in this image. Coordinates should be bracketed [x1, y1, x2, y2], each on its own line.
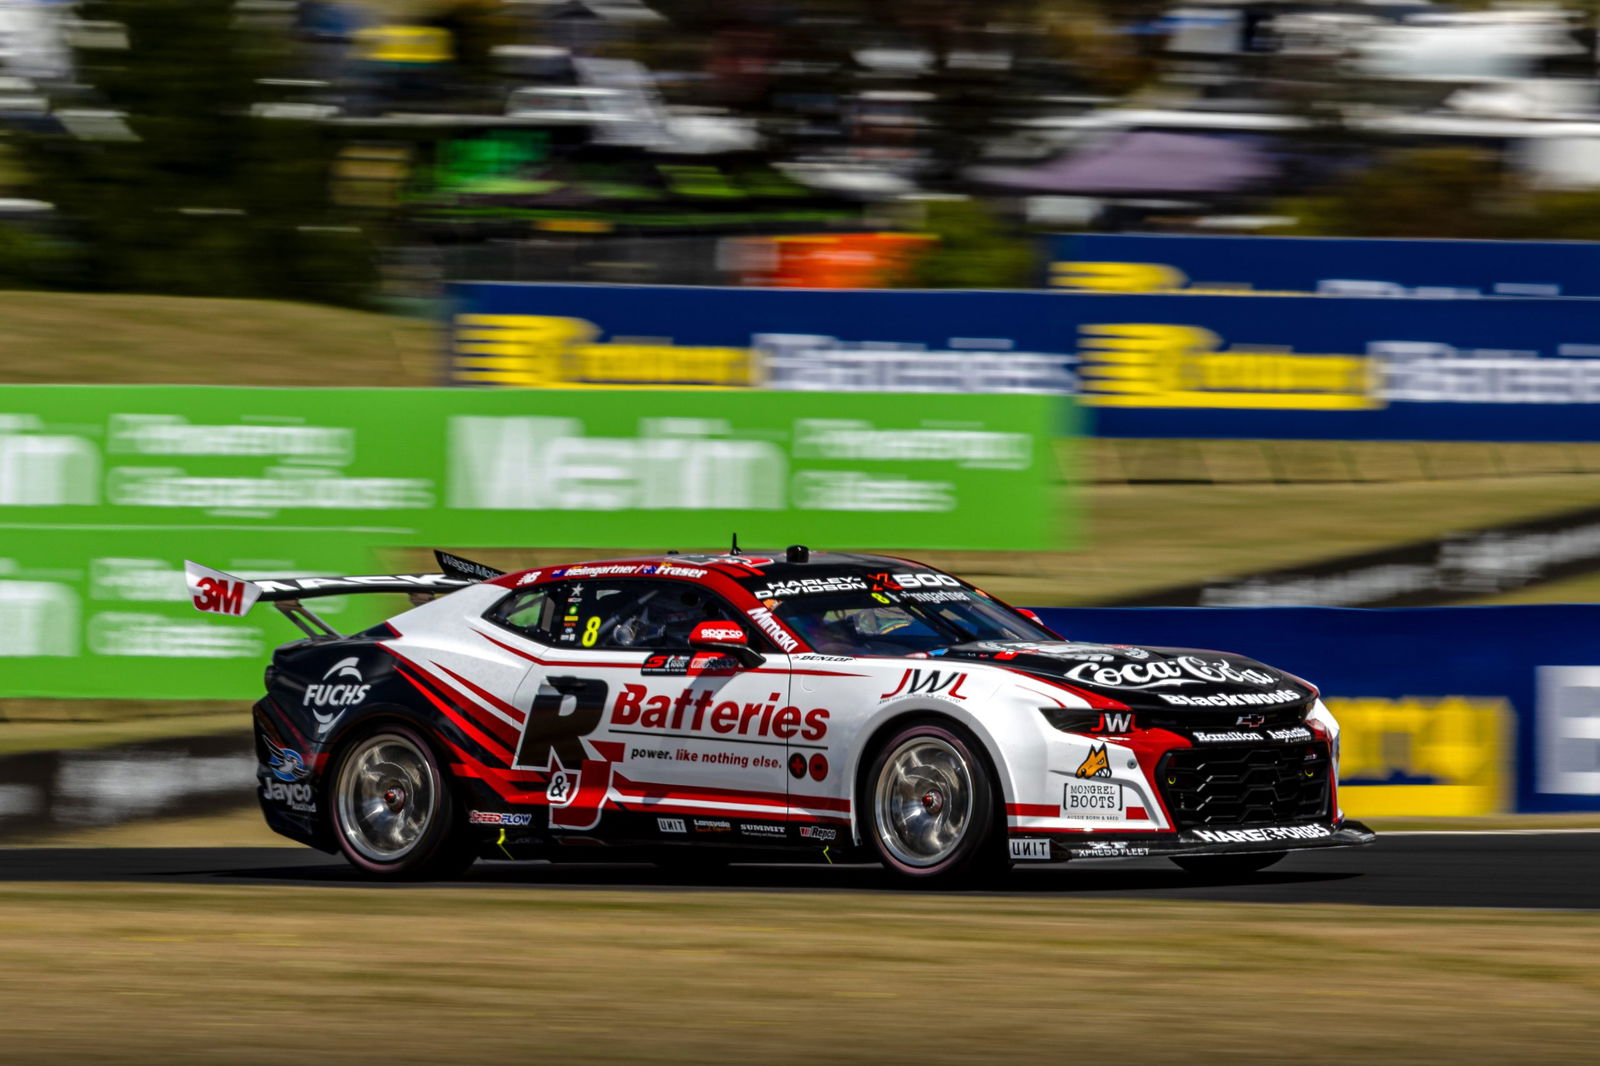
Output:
[303, 656, 371, 731]
[745, 605, 799, 652]
[1063, 655, 1280, 690]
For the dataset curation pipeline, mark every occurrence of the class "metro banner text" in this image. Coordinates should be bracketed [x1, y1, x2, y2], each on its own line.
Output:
[0, 385, 1062, 698]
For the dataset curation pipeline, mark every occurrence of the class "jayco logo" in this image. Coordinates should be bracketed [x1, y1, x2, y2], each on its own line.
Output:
[303, 656, 371, 731]
[1064, 655, 1280, 690]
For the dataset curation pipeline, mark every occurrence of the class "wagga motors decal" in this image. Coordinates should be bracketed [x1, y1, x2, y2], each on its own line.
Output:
[1064, 655, 1282, 690]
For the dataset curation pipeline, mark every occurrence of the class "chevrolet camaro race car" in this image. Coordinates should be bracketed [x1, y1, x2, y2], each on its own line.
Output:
[185, 547, 1374, 885]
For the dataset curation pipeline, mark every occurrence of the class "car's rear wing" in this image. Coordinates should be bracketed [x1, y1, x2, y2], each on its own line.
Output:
[184, 550, 500, 637]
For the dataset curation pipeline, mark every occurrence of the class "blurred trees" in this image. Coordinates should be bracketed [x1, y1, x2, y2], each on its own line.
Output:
[10, 0, 376, 305]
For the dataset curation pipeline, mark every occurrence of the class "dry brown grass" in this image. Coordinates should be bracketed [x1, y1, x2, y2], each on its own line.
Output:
[0, 884, 1594, 1065]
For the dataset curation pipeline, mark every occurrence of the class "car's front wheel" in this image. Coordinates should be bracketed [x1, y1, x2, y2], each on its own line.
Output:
[864, 721, 1002, 887]
[330, 724, 475, 880]
[1171, 851, 1287, 877]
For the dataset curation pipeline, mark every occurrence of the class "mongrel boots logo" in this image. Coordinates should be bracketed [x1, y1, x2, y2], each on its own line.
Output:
[303, 656, 371, 732]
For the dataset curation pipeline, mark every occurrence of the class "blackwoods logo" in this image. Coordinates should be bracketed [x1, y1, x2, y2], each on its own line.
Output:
[880, 669, 968, 701]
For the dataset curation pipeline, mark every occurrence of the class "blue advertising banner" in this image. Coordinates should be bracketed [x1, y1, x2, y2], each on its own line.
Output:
[1046, 232, 1600, 299]
[1032, 605, 1600, 816]
[449, 281, 1600, 441]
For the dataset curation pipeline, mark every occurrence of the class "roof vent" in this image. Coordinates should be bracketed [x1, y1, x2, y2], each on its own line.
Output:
[786, 544, 810, 563]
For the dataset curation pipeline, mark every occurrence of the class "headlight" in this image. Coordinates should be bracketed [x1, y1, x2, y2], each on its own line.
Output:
[1039, 708, 1135, 733]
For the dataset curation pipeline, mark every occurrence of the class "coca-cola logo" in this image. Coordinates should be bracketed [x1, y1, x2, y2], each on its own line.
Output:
[1063, 655, 1281, 690]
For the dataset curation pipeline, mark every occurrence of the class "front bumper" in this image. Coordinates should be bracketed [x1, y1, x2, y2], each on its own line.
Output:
[1020, 820, 1376, 863]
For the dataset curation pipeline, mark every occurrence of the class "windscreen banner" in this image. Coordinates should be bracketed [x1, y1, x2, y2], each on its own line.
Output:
[1046, 232, 1600, 299]
[1036, 605, 1600, 816]
[0, 385, 1063, 698]
[449, 280, 1600, 441]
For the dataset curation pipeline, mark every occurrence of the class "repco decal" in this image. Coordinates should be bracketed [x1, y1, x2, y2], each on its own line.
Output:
[512, 677, 615, 831]
[611, 684, 828, 740]
[880, 669, 968, 701]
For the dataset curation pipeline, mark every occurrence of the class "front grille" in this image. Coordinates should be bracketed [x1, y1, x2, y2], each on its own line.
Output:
[1158, 741, 1331, 829]
[1140, 702, 1311, 732]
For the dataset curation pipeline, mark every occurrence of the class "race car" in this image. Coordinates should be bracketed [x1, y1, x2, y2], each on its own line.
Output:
[185, 546, 1373, 885]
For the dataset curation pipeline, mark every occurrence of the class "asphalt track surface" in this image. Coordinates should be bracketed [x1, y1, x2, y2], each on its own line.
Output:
[2, 831, 1597, 908]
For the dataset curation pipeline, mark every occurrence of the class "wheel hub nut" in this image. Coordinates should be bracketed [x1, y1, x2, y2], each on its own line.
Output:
[384, 786, 406, 810]
[921, 790, 944, 814]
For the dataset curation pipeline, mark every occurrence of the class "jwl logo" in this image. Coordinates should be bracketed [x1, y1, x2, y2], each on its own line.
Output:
[880, 668, 968, 701]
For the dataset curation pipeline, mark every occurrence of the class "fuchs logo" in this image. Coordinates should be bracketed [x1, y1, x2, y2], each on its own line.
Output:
[657, 817, 687, 834]
[880, 668, 968, 701]
[1236, 713, 1267, 727]
[745, 605, 799, 652]
[303, 656, 371, 731]
[468, 810, 533, 826]
[1075, 744, 1111, 779]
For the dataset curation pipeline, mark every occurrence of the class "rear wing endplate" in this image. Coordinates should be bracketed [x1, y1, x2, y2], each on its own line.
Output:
[184, 560, 479, 638]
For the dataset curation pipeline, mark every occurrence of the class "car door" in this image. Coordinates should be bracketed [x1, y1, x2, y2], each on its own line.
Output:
[488, 577, 796, 843]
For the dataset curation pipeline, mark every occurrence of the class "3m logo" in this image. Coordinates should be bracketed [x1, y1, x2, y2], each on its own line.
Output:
[193, 576, 245, 616]
[880, 669, 968, 701]
[184, 561, 261, 618]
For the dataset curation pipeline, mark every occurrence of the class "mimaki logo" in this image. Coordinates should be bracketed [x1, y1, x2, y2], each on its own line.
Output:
[1075, 744, 1111, 779]
[304, 656, 371, 732]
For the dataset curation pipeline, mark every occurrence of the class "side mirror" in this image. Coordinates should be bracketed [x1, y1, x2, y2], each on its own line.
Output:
[690, 621, 765, 668]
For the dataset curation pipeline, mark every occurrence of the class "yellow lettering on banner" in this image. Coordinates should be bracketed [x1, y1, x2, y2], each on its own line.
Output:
[1328, 696, 1510, 817]
[1050, 261, 1187, 292]
[451, 314, 757, 389]
[1077, 323, 1381, 410]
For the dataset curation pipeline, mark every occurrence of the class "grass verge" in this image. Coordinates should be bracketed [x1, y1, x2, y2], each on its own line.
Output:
[0, 885, 1594, 1065]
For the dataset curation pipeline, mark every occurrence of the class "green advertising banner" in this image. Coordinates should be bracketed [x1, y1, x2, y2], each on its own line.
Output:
[0, 386, 1068, 698]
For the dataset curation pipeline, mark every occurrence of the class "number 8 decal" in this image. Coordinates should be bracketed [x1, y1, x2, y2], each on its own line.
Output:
[581, 616, 601, 647]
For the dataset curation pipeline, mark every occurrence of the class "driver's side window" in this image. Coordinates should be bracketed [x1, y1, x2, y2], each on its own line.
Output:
[489, 580, 739, 650]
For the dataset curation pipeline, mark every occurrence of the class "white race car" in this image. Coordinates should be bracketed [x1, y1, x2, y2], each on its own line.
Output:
[187, 547, 1373, 885]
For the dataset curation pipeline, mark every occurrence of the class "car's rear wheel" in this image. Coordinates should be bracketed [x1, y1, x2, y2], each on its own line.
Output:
[1171, 851, 1287, 876]
[331, 724, 475, 880]
[864, 721, 1002, 887]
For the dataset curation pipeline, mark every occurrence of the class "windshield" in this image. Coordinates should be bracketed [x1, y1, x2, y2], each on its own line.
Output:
[774, 587, 1054, 656]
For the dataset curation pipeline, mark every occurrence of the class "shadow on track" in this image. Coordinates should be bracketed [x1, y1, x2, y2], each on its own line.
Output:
[2, 834, 1594, 908]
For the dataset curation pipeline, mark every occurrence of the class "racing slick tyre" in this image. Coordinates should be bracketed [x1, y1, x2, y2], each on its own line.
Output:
[863, 720, 1004, 887]
[330, 724, 476, 880]
[1170, 851, 1287, 876]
